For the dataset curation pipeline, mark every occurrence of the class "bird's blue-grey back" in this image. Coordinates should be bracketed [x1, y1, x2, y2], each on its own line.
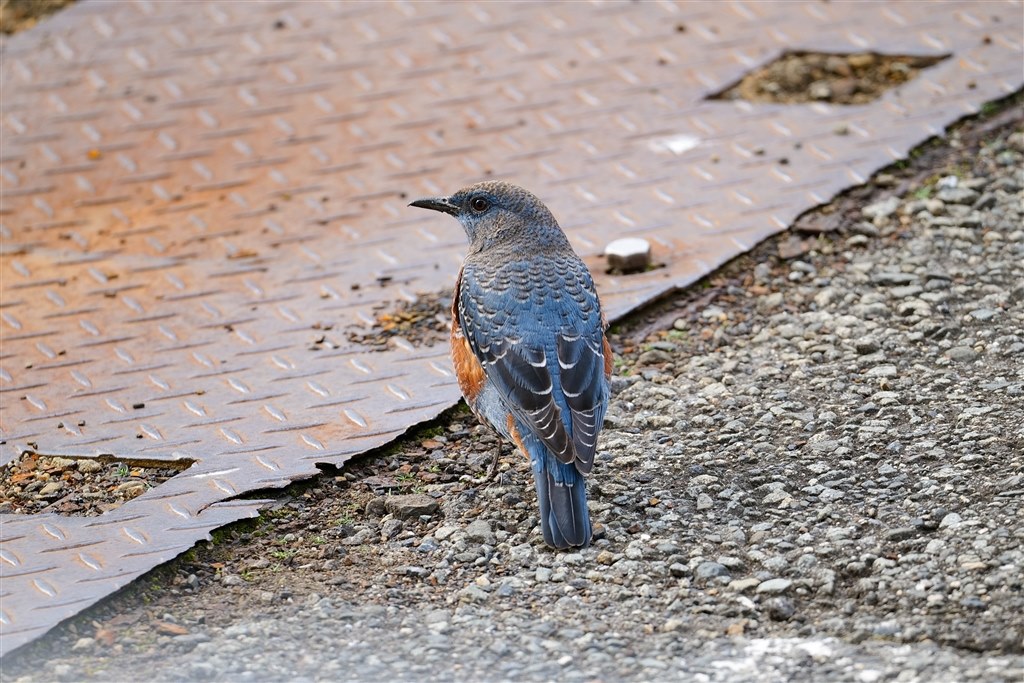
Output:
[457, 251, 608, 473]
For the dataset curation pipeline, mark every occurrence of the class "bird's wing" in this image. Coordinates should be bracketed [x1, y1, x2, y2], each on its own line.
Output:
[457, 259, 608, 472]
[554, 319, 608, 474]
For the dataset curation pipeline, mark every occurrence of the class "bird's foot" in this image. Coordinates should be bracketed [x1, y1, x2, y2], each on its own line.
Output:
[486, 444, 503, 482]
[467, 444, 506, 486]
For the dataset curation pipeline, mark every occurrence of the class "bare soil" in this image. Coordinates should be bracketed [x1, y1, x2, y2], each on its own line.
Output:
[712, 51, 947, 105]
[0, 0, 74, 34]
[0, 453, 188, 516]
[345, 290, 453, 350]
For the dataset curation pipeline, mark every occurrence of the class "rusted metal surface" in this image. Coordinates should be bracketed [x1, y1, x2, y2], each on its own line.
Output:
[1, 0, 1021, 657]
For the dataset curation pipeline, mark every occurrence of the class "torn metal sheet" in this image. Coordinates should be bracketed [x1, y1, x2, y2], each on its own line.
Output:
[2, 0, 1021, 657]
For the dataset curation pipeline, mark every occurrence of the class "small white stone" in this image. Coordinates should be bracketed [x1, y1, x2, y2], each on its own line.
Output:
[728, 577, 761, 592]
[72, 637, 95, 651]
[77, 459, 103, 473]
[756, 578, 793, 594]
[865, 364, 897, 377]
[39, 481, 63, 496]
[939, 512, 962, 529]
[605, 237, 651, 272]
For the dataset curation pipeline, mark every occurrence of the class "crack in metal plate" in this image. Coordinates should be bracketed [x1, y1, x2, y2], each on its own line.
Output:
[1, 0, 1021, 658]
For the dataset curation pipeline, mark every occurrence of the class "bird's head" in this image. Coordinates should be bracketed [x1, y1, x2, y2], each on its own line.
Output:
[410, 181, 565, 252]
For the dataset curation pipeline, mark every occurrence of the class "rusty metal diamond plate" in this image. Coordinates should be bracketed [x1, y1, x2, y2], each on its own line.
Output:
[2, 0, 1021, 657]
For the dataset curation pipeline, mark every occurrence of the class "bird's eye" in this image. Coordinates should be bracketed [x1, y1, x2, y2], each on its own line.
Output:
[470, 196, 489, 213]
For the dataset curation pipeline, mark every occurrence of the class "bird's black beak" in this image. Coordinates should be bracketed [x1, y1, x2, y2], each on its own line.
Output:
[409, 196, 459, 216]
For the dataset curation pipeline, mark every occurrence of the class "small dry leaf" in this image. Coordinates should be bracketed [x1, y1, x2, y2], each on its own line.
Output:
[153, 621, 189, 636]
[726, 620, 748, 636]
[94, 628, 116, 647]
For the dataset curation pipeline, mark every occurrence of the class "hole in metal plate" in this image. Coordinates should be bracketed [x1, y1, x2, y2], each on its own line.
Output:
[708, 51, 950, 105]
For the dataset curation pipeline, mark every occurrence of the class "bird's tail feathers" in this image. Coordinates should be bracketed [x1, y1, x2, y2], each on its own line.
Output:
[532, 453, 591, 549]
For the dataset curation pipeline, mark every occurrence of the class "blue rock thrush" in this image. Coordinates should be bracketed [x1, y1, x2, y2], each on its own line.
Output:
[410, 181, 611, 549]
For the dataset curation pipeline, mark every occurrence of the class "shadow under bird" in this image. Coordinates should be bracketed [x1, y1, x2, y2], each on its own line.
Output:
[410, 181, 612, 549]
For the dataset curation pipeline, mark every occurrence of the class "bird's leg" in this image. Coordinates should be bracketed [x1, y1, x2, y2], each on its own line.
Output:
[486, 440, 504, 482]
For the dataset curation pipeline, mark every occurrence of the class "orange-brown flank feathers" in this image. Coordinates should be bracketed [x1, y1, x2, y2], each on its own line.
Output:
[603, 335, 614, 380]
[506, 414, 530, 461]
[451, 322, 486, 404]
[450, 268, 486, 404]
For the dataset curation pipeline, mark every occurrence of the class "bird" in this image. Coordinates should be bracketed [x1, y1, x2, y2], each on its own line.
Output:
[410, 181, 612, 549]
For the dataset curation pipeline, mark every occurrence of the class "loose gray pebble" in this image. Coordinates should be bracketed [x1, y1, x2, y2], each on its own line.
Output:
[729, 578, 761, 592]
[863, 196, 900, 220]
[947, 346, 979, 361]
[464, 519, 495, 545]
[974, 192, 997, 210]
[670, 563, 691, 578]
[937, 186, 980, 204]
[71, 637, 94, 652]
[189, 662, 216, 680]
[384, 494, 440, 520]
[885, 527, 919, 542]
[767, 597, 797, 621]
[757, 578, 793, 595]
[695, 561, 730, 580]
[939, 513, 963, 529]
[872, 271, 917, 286]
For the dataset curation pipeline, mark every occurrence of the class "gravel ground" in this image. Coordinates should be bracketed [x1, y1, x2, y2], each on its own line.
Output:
[4, 103, 1023, 682]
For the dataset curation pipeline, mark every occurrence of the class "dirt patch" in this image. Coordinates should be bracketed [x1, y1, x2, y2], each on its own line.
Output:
[0, 0, 74, 34]
[345, 290, 453, 350]
[0, 452, 191, 516]
[711, 51, 948, 105]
